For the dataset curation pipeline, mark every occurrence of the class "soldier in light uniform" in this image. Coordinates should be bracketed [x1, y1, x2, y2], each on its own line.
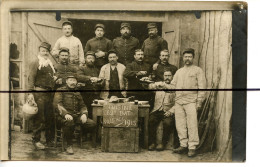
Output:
[158, 48, 206, 157]
[51, 21, 85, 66]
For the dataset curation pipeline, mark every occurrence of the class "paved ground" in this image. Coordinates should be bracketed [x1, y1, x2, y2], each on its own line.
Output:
[10, 131, 218, 162]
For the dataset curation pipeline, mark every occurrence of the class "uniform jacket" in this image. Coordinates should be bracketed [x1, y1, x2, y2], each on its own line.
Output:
[51, 35, 84, 64]
[112, 36, 140, 65]
[28, 58, 55, 90]
[153, 62, 178, 81]
[53, 86, 88, 117]
[164, 65, 206, 105]
[77, 65, 102, 90]
[149, 83, 175, 113]
[99, 63, 126, 99]
[84, 37, 113, 68]
[54, 63, 79, 87]
[142, 35, 168, 65]
[124, 60, 151, 91]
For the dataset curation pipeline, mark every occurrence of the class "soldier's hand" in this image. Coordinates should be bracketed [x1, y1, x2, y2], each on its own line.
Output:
[80, 114, 87, 124]
[53, 76, 58, 81]
[65, 114, 73, 121]
[90, 77, 98, 83]
[164, 111, 171, 117]
[56, 78, 63, 85]
[98, 51, 105, 57]
[79, 63, 86, 68]
[137, 71, 147, 76]
[153, 63, 159, 70]
[155, 81, 165, 89]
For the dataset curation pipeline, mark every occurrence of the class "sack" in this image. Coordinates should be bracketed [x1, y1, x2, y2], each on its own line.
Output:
[22, 94, 38, 120]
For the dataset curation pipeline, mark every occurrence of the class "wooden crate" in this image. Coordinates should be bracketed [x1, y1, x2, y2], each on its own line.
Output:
[101, 127, 139, 153]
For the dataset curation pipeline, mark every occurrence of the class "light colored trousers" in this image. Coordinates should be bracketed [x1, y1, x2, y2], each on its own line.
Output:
[175, 102, 199, 149]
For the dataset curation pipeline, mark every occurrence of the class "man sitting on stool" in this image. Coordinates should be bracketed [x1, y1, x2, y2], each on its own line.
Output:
[147, 69, 179, 151]
[53, 74, 96, 154]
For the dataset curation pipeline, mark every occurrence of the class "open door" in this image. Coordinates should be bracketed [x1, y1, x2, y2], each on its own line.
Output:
[162, 13, 181, 68]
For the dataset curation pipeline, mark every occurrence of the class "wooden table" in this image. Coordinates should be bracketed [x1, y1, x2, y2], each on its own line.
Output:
[92, 103, 150, 149]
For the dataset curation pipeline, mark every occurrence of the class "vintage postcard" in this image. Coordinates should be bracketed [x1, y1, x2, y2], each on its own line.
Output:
[0, 0, 247, 162]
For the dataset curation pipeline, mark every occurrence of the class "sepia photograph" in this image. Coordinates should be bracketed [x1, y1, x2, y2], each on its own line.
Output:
[0, 0, 247, 162]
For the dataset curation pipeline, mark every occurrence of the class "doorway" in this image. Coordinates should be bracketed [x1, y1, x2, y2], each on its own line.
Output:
[69, 19, 162, 48]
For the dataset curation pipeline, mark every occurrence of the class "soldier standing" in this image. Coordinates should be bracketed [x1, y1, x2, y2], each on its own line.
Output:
[84, 24, 112, 69]
[51, 21, 85, 66]
[112, 23, 140, 65]
[142, 23, 168, 66]
[159, 48, 206, 157]
[28, 42, 56, 149]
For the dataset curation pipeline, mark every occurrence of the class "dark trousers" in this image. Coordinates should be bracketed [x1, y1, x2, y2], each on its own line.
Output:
[149, 110, 179, 147]
[32, 92, 54, 143]
[59, 116, 96, 146]
[81, 91, 99, 119]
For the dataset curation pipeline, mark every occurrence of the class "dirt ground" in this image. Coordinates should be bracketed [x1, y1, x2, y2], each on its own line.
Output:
[10, 130, 218, 162]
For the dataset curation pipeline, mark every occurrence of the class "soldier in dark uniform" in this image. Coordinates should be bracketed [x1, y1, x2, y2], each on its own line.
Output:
[77, 51, 103, 119]
[152, 49, 178, 82]
[54, 47, 79, 89]
[123, 49, 152, 102]
[53, 75, 97, 155]
[84, 24, 112, 69]
[28, 42, 56, 149]
[142, 23, 168, 66]
[112, 23, 140, 65]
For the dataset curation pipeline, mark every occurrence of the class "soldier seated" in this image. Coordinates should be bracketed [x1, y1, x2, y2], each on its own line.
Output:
[53, 74, 96, 155]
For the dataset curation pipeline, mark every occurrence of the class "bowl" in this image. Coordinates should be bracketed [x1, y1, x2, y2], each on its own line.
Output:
[98, 100, 106, 105]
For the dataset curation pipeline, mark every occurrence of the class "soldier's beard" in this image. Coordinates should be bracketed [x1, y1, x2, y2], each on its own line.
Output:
[86, 62, 94, 67]
[68, 84, 76, 89]
[122, 33, 130, 38]
[165, 79, 171, 84]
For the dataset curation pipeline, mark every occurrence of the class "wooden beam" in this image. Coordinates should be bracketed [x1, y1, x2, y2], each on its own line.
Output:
[5, 1, 243, 11]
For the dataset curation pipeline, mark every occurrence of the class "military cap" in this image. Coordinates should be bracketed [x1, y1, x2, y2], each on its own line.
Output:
[39, 42, 51, 51]
[107, 49, 117, 55]
[95, 23, 105, 30]
[183, 48, 195, 56]
[85, 51, 95, 57]
[120, 22, 131, 30]
[134, 49, 143, 53]
[62, 21, 73, 27]
[59, 47, 70, 54]
[66, 73, 77, 80]
[147, 23, 157, 29]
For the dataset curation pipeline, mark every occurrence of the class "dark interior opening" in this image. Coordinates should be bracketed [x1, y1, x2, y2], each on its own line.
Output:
[69, 19, 162, 49]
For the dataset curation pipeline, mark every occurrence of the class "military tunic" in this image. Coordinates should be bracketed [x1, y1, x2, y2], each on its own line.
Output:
[85, 37, 112, 69]
[142, 35, 168, 65]
[112, 36, 140, 65]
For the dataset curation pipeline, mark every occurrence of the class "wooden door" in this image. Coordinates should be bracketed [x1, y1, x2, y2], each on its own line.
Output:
[162, 12, 181, 68]
[24, 12, 68, 88]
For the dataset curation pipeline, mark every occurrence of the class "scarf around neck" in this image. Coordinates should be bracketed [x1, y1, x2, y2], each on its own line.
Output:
[37, 55, 56, 73]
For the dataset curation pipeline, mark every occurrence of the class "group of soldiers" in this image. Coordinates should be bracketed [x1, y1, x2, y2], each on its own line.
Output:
[28, 20, 206, 157]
